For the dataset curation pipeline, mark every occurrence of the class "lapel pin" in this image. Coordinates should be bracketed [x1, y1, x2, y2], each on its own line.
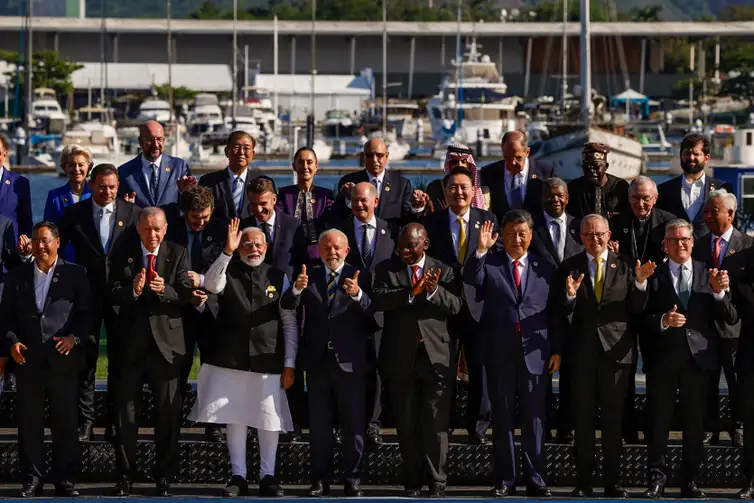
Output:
[53, 277, 59, 283]
[380, 229, 386, 235]
[730, 249, 735, 254]
[311, 199, 316, 204]
[531, 174, 537, 179]
[385, 185, 391, 192]
[63, 197, 68, 204]
[4, 180, 9, 185]
[127, 257, 134, 264]
[533, 261, 538, 267]
[268, 292, 274, 298]
[570, 228, 575, 234]
[610, 263, 617, 269]
[165, 167, 171, 173]
[623, 228, 629, 234]
[118, 221, 124, 227]
[207, 236, 213, 242]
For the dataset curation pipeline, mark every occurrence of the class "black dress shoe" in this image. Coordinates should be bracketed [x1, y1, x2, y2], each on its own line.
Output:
[526, 485, 551, 497]
[205, 426, 224, 443]
[681, 482, 706, 499]
[54, 485, 80, 497]
[344, 482, 364, 497]
[308, 481, 330, 497]
[571, 486, 593, 497]
[223, 475, 248, 497]
[736, 484, 754, 500]
[78, 422, 93, 442]
[556, 430, 575, 444]
[490, 485, 516, 497]
[469, 434, 489, 445]
[366, 428, 383, 446]
[733, 429, 744, 448]
[156, 479, 173, 497]
[333, 429, 343, 444]
[428, 483, 446, 498]
[404, 489, 422, 497]
[20, 482, 43, 498]
[258, 475, 284, 497]
[605, 485, 628, 498]
[112, 481, 132, 497]
[104, 424, 117, 443]
[643, 482, 664, 499]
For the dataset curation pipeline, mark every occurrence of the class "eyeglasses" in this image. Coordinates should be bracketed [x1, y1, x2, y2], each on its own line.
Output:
[365, 152, 387, 159]
[32, 238, 57, 245]
[629, 196, 655, 203]
[582, 232, 608, 240]
[143, 136, 165, 144]
[666, 237, 692, 246]
[231, 145, 253, 154]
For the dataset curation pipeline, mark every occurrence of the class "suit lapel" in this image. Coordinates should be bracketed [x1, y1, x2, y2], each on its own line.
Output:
[156, 243, 171, 278]
[221, 169, 238, 218]
[43, 265, 64, 313]
[660, 263, 682, 307]
[80, 200, 105, 255]
[695, 234, 713, 265]
[343, 219, 362, 267]
[466, 210, 481, 261]
[155, 156, 172, 205]
[110, 200, 129, 251]
[579, 253, 596, 301]
[374, 219, 393, 266]
[0, 169, 10, 203]
[536, 217, 558, 260]
[564, 215, 581, 258]
[727, 230, 742, 258]
[379, 172, 393, 212]
[437, 212, 457, 265]
[133, 157, 152, 205]
[604, 252, 618, 293]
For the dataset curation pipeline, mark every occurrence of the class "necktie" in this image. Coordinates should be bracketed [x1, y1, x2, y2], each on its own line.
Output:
[261, 222, 272, 245]
[147, 254, 156, 283]
[678, 264, 691, 309]
[457, 217, 467, 263]
[232, 175, 244, 215]
[510, 173, 524, 209]
[361, 223, 372, 268]
[513, 259, 522, 332]
[149, 163, 159, 204]
[550, 219, 563, 261]
[99, 208, 110, 252]
[713, 236, 722, 268]
[371, 178, 381, 207]
[327, 271, 338, 302]
[593, 256, 604, 302]
[190, 231, 203, 271]
[411, 265, 421, 286]
[594, 186, 604, 215]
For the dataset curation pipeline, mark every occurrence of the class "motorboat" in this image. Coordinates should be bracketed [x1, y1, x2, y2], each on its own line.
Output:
[30, 87, 68, 133]
[138, 97, 173, 123]
[187, 93, 224, 137]
[53, 106, 122, 175]
[322, 109, 356, 137]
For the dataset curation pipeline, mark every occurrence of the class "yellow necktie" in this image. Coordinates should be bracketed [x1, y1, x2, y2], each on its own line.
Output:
[457, 217, 467, 263]
[594, 256, 604, 302]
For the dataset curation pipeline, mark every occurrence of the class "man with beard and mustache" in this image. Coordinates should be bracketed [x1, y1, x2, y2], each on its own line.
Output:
[190, 219, 298, 498]
[567, 143, 630, 220]
[656, 133, 733, 238]
[118, 120, 196, 219]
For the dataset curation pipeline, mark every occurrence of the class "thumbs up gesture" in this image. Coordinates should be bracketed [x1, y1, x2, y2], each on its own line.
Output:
[662, 304, 687, 328]
[343, 270, 361, 297]
[295, 264, 308, 291]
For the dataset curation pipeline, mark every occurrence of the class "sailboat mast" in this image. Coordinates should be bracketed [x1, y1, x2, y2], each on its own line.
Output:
[25, 0, 32, 143]
[382, 0, 387, 137]
[561, 0, 568, 113]
[232, 0, 238, 127]
[455, 0, 461, 126]
[579, 0, 591, 125]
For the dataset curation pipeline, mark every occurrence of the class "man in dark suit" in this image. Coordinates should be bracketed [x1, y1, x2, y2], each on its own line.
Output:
[58, 163, 142, 442]
[0, 221, 91, 497]
[480, 130, 556, 224]
[463, 212, 559, 497]
[335, 138, 426, 228]
[0, 135, 33, 238]
[692, 190, 752, 448]
[284, 229, 373, 497]
[108, 207, 192, 497]
[337, 181, 397, 446]
[117, 120, 196, 219]
[373, 223, 463, 498]
[422, 167, 498, 445]
[567, 143, 630, 220]
[165, 186, 226, 442]
[0, 213, 24, 296]
[558, 213, 656, 498]
[199, 131, 263, 223]
[642, 219, 737, 499]
[656, 133, 733, 238]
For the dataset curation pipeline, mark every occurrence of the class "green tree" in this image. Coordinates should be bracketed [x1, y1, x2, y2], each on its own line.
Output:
[0, 49, 83, 99]
[154, 83, 199, 101]
[629, 5, 663, 21]
[189, 1, 224, 19]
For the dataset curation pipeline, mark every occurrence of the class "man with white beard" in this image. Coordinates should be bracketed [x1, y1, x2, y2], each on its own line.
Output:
[189, 218, 298, 497]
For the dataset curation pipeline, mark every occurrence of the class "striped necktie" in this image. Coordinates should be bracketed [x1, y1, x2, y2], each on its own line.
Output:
[327, 271, 338, 302]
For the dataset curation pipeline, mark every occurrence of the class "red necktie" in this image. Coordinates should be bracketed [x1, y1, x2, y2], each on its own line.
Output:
[513, 260, 521, 333]
[410, 265, 423, 342]
[713, 236, 722, 268]
[147, 254, 156, 283]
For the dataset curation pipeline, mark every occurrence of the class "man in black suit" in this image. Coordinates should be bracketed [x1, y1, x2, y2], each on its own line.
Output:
[567, 143, 630, 220]
[642, 219, 736, 499]
[335, 138, 426, 228]
[58, 163, 141, 442]
[0, 213, 24, 297]
[199, 131, 262, 222]
[422, 167, 498, 445]
[480, 130, 557, 224]
[692, 189, 752, 448]
[108, 207, 192, 497]
[165, 186, 227, 442]
[284, 229, 373, 497]
[373, 223, 463, 498]
[337, 181, 397, 446]
[656, 133, 733, 238]
[0, 221, 91, 497]
[558, 214, 656, 498]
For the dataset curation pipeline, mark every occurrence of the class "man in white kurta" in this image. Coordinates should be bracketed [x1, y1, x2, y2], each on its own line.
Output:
[188, 220, 297, 497]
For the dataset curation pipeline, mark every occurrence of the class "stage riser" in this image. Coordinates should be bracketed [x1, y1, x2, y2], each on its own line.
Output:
[1, 443, 745, 487]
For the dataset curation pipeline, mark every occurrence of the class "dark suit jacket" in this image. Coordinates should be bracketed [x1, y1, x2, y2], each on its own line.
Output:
[692, 227, 752, 340]
[165, 217, 227, 273]
[117, 154, 192, 219]
[731, 247, 754, 373]
[335, 170, 414, 227]
[283, 263, 374, 373]
[464, 250, 560, 374]
[276, 184, 336, 263]
[0, 260, 91, 370]
[0, 215, 23, 287]
[479, 158, 556, 224]
[567, 173, 630, 220]
[108, 238, 192, 363]
[530, 212, 583, 267]
[558, 251, 647, 364]
[372, 255, 463, 379]
[656, 175, 734, 238]
[0, 168, 32, 238]
[338, 216, 397, 289]
[58, 198, 141, 312]
[642, 260, 737, 372]
[241, 211, 302, 279]
[609, 208, 675, 264]
[198, 167, 265, 222]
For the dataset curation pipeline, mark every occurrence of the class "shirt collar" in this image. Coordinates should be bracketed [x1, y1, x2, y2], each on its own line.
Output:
[141, 154, 163, 170]
[505, 158, 530, 180]
[368, 171, 386, 184]
[408, 254, 427, 270]
[33, 257, 58, 276]
[715, 226, 734, 242]
[586, 249, 609, 264]
[140, 242, 160, 257]
[507, 252, 528, 266]
[544, 211, 566, 225]
[93, 199, 116, 213]
[227, 166, 248, 183]
[326, 263, 345, 277]
[669, 257, 693, 271]
[354, 214, 377, 229]
[448, 207, 470, 223]
[257, 210, 277, 228]
[682, 173, 706, 189]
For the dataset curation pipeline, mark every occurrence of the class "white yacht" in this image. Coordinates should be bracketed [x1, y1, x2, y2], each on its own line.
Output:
[322, 109, 356, 137]
[30, 88, 68, 133]
[187, 93, 224, 137]
[53, 106, 122, 175]
[138, 97, 173, 123]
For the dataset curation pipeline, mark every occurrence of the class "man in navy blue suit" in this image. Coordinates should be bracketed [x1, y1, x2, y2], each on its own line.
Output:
[117, 121, 196, 219]
[0, 135, 33, 238]
[464, 211, 560, 498]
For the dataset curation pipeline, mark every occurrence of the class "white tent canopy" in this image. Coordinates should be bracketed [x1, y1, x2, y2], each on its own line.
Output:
[613, 88, 648, 101]
[71, 63, 233, 92]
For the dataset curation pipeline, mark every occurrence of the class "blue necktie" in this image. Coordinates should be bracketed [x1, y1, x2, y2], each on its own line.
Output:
[510, 173, 523, 209]
[149, 163, 159, 204]
[99, 208, 111, 252]
[327, 271, 338, 302]
[232, 175, 244, 215]
[678, 264, 691, 309]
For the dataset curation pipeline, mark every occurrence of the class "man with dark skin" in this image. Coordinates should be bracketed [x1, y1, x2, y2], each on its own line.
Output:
[566, 143, 630, 220]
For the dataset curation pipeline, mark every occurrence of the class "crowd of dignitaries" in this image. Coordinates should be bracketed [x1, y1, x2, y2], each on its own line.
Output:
[3, 123, 754, 500]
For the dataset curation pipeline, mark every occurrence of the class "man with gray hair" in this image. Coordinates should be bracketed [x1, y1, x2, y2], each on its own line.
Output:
[694, 188, 752, 447]
[189, 218, 298, 498]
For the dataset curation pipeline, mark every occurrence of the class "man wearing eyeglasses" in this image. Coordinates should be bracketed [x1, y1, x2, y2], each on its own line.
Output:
[335, 138, 427, 228]
[642, 219, 736, 499]
[118, 120, 196, 219]
[557, 213, 656, 498]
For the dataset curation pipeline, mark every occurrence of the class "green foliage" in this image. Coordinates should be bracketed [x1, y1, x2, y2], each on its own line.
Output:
[153, 83, 200, 101]
[0, 49, 83, 99]
[722, 71, 754, 108]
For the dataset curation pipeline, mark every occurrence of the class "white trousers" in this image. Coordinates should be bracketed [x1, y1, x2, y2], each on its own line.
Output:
[226, 424, 280, 479]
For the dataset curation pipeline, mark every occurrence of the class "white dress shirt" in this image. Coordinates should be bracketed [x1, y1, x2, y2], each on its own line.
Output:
[227, 166, 249, 217]
[681, 173, 706, 221]
[354, 215, 378, 258]
[368, 171, 387, 195]
[503, 158, 530, 203]
[507, 252, 528, 293]
[710, 225, 734, 267]
[33, 258, 58, 313]
[544, 211, 567, 259]
[448, 207, 470, 260]
[567, 249, 647, 301]
[255, 211, 277, 243]
[141, 154, 164, 191]
[92, 200, 116, 244]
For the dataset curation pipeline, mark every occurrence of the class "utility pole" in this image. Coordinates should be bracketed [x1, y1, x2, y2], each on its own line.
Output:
[25, 0, 33, 150]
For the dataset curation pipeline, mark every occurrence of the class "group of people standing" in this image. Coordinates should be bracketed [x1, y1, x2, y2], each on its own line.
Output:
[0, 122, 753, 500]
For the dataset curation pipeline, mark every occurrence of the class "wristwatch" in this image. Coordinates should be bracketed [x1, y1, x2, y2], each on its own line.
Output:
[73, 336, 80, 346]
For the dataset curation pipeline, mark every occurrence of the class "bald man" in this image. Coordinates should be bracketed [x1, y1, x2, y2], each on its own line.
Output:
[480, 131, 557, 224]
[118, 120, 196, 220]
[335, 139, 427, 228]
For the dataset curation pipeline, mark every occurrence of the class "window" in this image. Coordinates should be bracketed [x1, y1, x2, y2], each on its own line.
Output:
[747, 132, 753, 146]
[740, 175, 754, 215]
